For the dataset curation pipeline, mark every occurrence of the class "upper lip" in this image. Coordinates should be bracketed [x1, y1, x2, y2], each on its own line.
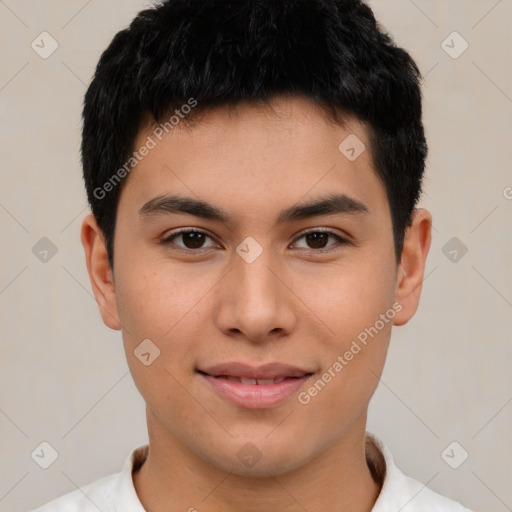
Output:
[198, 362, 314, 379]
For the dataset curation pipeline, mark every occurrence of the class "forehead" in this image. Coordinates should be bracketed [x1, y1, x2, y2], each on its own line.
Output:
[117, 95, 388, 226]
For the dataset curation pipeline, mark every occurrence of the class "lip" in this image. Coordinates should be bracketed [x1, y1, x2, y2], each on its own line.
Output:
[199, 361, 313, 380]
[197, 362, 314, 409]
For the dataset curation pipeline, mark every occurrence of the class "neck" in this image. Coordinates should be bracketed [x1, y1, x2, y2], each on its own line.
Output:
[133, 408, 383, 512]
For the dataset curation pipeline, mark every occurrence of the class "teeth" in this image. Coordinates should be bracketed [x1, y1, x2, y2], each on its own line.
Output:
[239, 377, 288, 385]
[240, 377, 258, 385]
[217, 375, 295, 384]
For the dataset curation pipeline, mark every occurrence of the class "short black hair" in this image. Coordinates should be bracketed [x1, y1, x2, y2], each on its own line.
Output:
[82, 0, 427, 270]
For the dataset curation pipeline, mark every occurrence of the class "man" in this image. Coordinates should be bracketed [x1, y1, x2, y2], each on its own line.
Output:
[30, 0, 474, 510]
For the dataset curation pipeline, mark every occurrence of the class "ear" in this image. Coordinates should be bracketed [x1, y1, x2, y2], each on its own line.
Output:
[80, 214, 121, 330]
[393, 208, 432, 326]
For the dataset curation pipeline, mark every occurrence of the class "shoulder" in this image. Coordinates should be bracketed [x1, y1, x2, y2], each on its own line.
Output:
[376, 465, 475, 511]
[27, 444, 148, 512]
[27, 472, 120, 512]
[368, 433, 475, 512]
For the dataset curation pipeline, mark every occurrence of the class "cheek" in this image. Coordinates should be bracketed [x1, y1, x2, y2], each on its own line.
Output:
[113, 260, 211, 369]
[298, 310, 393, 441]
[114, 265, 203, 416]
[114, 262, 197, 341]
[301, 251, 396, 404]
[306, 254, 397, 345]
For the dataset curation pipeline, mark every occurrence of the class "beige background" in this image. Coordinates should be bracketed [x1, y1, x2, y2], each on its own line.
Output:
[1, 1, 511, 511]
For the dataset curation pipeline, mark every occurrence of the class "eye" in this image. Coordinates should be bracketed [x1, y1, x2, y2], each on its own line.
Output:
[160, 227, 351, 253]
[160, 229, 219, 251]
[291, 228, 350, 252]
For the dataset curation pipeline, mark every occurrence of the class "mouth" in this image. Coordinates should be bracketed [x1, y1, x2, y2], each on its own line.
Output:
[197, 373, 308, 385]
[196, 362, 314, 409]
[197, 361, 314, 380]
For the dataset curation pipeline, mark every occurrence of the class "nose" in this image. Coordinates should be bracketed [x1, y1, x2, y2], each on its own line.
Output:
[214, 245, 297, 344]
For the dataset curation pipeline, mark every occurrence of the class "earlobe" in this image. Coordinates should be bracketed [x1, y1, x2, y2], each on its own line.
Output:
[80, 214, 122, 330]
[393, 208, 432, 327]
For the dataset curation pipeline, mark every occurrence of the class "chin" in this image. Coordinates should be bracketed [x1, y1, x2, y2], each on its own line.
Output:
[203, 438, 316, 478]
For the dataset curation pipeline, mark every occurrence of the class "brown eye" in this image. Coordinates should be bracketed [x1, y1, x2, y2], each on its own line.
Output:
[292, 229, 349, 251]
[161, 229, 218, 251]
[305, 232, 330, 249]
[180, 231, 207, 249]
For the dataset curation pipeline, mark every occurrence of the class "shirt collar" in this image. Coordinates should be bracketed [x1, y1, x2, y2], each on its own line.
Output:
[114, 443, 148, 511]
[368, 434, 433, 511]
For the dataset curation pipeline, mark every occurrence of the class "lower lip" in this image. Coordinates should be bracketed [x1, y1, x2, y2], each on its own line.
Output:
[200, 373, 313, 409]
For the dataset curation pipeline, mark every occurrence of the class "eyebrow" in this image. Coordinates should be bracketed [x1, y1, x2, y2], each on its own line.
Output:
[138, 193, 369, 225]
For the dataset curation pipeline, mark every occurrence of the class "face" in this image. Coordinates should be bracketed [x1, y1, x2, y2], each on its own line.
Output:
[82, 94, 431, 477]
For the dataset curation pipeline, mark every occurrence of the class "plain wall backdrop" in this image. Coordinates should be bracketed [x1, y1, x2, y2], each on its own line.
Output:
[1, 1, 511, 511]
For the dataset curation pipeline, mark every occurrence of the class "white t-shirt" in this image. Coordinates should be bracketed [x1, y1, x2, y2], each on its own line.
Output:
[28, 434, 474, 512]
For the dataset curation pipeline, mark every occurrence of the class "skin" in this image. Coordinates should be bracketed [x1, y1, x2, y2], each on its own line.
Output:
[81, 94, 431, 512]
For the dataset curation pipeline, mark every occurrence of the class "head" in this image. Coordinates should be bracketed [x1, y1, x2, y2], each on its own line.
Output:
[81, 0, 431, 476]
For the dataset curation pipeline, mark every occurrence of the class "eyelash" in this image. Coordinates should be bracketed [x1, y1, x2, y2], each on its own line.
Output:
[160, 227, 351, 254]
